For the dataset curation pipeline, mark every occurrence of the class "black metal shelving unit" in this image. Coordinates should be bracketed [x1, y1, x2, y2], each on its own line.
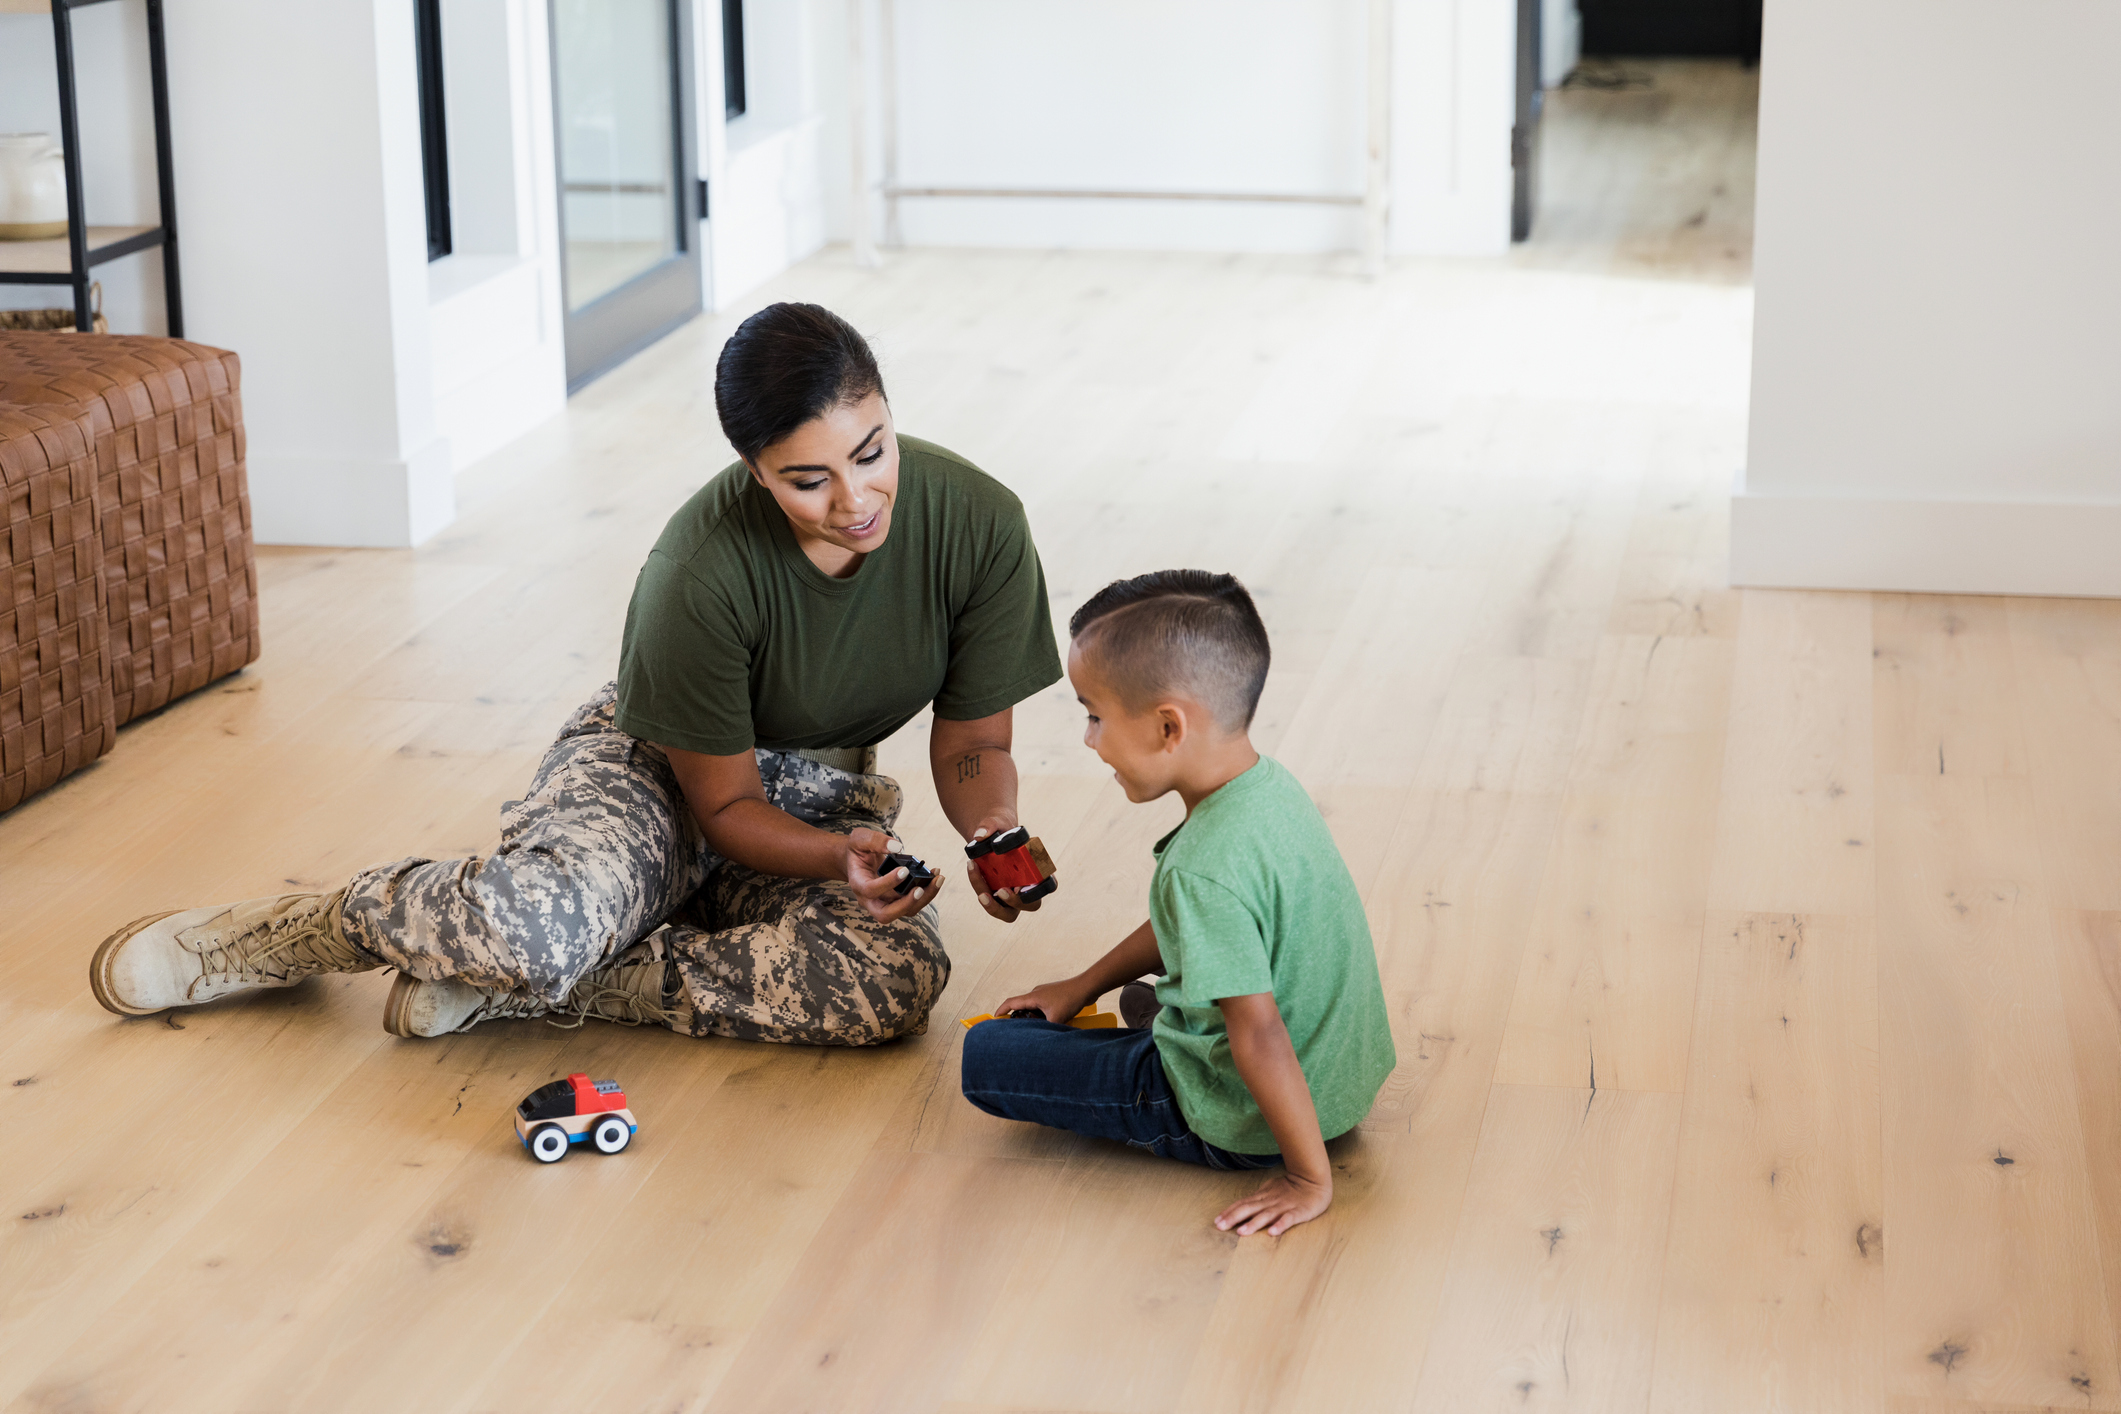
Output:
[0, 0, 181, 335]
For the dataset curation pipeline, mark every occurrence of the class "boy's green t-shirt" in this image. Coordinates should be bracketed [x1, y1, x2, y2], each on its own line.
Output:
[1149, 756, 1397, 1155]
[614, 436, 1063, 754]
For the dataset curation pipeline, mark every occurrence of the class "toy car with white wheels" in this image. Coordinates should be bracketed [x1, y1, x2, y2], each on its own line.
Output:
[513, 1072, 637, 1163]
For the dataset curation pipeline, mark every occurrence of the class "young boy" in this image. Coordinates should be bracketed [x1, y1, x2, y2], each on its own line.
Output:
[961, 570, 1395, 1236]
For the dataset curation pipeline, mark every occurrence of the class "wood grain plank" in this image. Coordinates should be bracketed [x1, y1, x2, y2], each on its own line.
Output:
[1871, 595, 2027, 781]
[1650, 914, 1885, 1414]
[2008, 596, 2121, 912]
[2045, 910, 2121, 1382]
[1875, 774, 2120, 1409]
[1492, 793, 1712, 1094]
[1171, 787, 1565, 1413]
[1491, 630, 1732, 1094]
[1705, 590, 1875, 916]
[468, 1042, 924, 1414]
[700, 1151, 1067, 1414]
[1409, 1084, 1684, 1414]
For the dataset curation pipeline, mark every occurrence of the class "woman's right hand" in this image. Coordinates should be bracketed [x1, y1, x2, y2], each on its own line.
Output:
[842, 826, 945, 922]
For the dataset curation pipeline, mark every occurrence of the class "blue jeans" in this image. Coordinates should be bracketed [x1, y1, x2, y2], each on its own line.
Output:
[960, 1019, 1280, 1171]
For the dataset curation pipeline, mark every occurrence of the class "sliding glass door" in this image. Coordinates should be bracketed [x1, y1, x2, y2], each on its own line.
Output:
[551, 0, 701, 389]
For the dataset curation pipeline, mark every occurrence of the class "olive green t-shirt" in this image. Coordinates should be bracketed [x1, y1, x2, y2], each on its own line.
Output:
[614, 436, 1062, 754]
[1149, 756, 1397, 1155]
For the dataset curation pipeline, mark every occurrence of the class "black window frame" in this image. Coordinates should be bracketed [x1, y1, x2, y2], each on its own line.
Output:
[415, 0, 453, 262]
[722, 0, 746, 119]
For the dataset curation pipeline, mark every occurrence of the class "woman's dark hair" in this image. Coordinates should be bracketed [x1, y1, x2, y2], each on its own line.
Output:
[1069, 570, 1272, 730]
[714, 302, 886, 463]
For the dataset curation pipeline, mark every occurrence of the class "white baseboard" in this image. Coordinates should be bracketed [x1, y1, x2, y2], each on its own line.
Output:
[1731, 490, 2121, 598]
[249, 439, 456, 548]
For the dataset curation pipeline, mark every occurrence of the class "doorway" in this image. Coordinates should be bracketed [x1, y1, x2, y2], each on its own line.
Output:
[551, 0, 702, 390]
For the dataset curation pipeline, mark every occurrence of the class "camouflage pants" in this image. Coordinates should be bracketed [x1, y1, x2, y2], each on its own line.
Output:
[342, 684, 947, 1045]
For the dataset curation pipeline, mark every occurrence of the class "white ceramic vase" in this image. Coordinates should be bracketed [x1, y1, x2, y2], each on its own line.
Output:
[0, 134, 69, 241]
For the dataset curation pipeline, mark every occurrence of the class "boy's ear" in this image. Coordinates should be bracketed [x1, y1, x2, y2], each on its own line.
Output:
[1157, 702, 1188, 752]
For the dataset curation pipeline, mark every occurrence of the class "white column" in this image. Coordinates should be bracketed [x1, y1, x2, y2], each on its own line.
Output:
[1735, 0, 2121, 596]
[165, 0, 453, 546]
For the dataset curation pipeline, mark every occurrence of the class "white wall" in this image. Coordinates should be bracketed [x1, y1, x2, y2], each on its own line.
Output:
[157, 0, 455, 547]
[1389, 0, 1516, 255]
[428, 0, 567, 476]
[1542, 0, 1581, 87]
[1, 0, 572, 546]
[874, 0, 1514, 259]
[888, 0, 1369, 253]
[699, 0, 1523, 305]
[1735, 0, 2121, 597]
[701, 0, 838, 310]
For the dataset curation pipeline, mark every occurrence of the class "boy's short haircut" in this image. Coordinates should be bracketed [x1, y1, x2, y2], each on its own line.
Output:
[1068, 570, 1271, 730]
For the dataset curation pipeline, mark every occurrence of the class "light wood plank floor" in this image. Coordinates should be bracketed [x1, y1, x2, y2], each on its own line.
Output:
[6, 63, 2119, 1414]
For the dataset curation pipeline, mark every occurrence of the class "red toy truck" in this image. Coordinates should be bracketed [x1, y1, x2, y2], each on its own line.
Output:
[965, 826, 1058, 903]
[513, 1072, 637, 1163]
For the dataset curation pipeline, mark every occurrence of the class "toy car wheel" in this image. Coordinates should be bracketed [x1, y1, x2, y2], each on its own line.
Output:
[527, 1122, 570, 1164]
[590, 1114, 631, 1154]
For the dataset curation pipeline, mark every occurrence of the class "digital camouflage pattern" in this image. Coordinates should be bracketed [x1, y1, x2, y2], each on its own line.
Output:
[343, 684, 946, 1046]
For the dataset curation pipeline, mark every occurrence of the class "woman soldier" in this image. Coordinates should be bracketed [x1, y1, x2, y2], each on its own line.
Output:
[91, 303, 1060, 1045]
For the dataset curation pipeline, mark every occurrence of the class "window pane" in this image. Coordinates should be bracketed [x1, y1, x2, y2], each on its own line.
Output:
[554, 0, 677, 311]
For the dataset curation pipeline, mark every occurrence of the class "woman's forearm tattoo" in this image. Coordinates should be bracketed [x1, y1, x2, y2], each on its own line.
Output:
[956, 752, 983, 785]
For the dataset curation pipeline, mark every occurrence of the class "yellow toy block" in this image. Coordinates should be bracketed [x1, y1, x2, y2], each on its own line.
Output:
[961, 1005, 1117, 1030]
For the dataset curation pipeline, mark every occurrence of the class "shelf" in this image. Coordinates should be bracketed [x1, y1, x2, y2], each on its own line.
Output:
[0, 225, 162, 279]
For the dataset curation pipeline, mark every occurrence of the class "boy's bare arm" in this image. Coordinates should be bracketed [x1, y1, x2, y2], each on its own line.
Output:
[1216, 991, 1333, 1236]
[996, 918, 1162, 1021]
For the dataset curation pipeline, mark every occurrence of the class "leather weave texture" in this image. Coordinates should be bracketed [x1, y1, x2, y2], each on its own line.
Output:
[0, 333, 258, 812]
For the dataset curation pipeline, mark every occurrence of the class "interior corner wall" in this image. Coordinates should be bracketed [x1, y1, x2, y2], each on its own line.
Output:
[1735, 0, 2121, 597]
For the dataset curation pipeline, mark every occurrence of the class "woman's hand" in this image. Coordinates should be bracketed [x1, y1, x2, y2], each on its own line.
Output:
[965, 820, 1045, 923]
[993, 977, 1093, 1023]
[1215, 1170, 1333, 1237]
[842, 826, 945, 923]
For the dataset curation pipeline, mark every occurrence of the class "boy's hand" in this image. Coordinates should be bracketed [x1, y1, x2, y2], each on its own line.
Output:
[993, 979, 1092, 1023]
[966, 820, 1045, 923]
[1216, 1170, 1332, 1237]
[843, 827, 944, 923]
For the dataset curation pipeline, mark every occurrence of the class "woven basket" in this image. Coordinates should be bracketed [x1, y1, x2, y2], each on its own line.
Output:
[0, 282, 110, 335]
[0, 333, 259, 729]
[1, 402, 116, 812]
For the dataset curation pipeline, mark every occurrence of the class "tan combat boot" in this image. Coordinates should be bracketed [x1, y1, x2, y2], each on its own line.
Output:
[382, 936, 692, 1038]
[90, 890, 378, 1016]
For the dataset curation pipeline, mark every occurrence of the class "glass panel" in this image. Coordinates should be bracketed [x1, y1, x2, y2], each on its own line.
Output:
[553, 0, 678, 312]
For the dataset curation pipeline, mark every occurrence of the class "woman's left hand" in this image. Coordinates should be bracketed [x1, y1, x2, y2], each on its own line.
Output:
[965, 820, 1044, 924]
[843, 826, 946, 923]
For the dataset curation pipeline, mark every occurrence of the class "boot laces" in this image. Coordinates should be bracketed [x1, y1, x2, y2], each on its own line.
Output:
[457, 988, 556, 1030]
[546, 960, 687, 1031]
[184, 896, 360, 995]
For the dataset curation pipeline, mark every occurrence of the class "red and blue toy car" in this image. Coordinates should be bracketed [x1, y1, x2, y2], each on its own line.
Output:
[513, 1072, 637, 1163]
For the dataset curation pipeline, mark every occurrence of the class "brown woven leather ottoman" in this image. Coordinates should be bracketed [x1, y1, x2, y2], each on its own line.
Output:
[1, 403, 116, 812]
[0, 334, 258, 727]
